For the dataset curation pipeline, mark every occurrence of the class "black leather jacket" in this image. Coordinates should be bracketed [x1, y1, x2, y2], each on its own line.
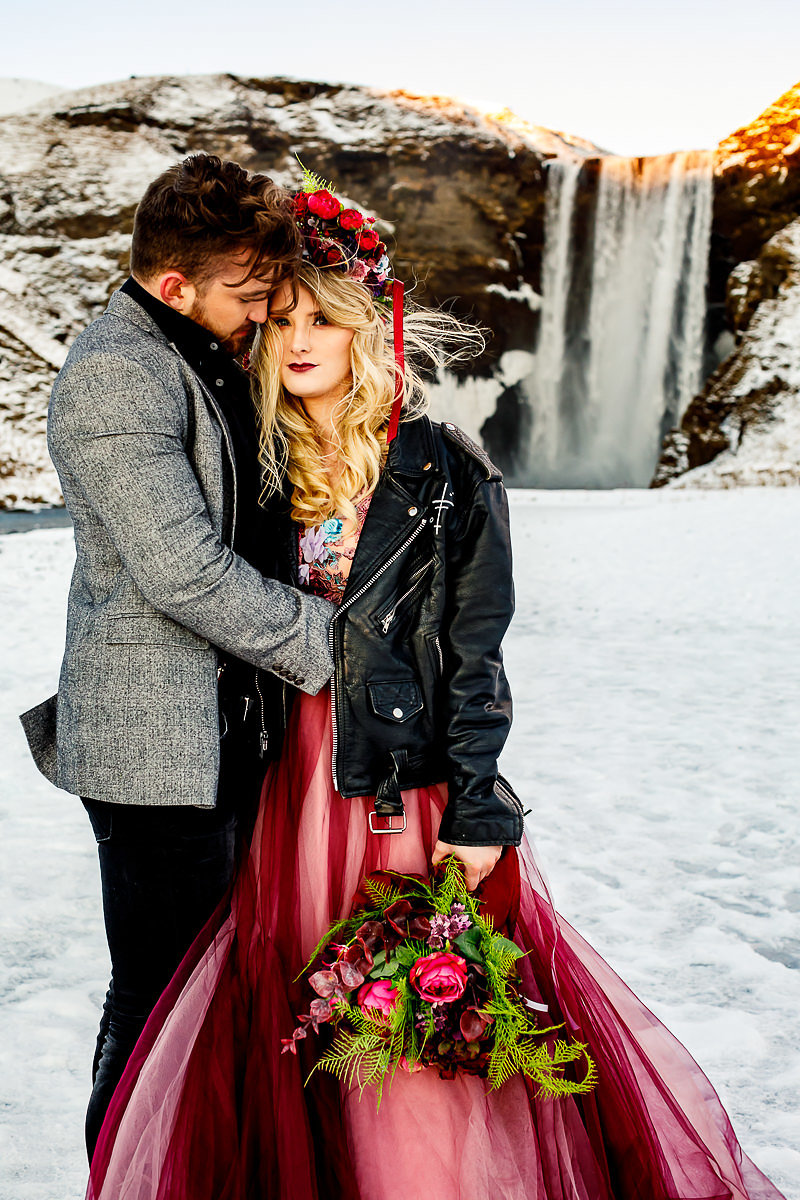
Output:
[261, 415, 524, 847]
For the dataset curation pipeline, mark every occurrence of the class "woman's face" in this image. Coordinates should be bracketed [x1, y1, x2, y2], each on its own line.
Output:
[270, 282, 355, 403]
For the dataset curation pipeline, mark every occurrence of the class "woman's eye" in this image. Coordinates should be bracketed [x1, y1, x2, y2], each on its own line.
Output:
[271, 316, 289, 327]
[314, 314, 329, 326]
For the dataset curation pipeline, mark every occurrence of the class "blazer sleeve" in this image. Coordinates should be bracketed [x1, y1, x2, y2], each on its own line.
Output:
[436, 474, 524, 847]
[48, 352, 334, 695]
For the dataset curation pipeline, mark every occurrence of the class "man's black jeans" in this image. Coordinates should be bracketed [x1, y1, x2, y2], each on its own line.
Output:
[82, 741, 263, 1162]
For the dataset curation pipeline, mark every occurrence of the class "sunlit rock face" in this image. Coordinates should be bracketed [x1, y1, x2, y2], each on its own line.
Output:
[714, 80, 800, 260]
[654, 82, 800, 487]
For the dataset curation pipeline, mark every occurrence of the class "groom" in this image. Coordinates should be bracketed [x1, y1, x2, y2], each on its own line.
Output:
[20, 154, 335, 1158]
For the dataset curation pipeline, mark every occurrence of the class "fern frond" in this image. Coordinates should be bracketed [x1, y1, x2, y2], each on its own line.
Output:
[435, 854, 468, 911]
[292, 915, 357, 982]
[487, 1034, 598, 1098]
[309, 1028, 384, 1090]
[295, 155, 337, 194]
[364, 878, 404, 908]
[487, 1042, 517, 1088]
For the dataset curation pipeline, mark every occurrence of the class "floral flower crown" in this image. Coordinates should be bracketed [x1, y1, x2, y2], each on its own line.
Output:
[290, 162, 405, 440]
[291, 162, 394, 305]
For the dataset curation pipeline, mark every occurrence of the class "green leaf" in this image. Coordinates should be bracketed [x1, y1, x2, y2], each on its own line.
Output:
[369, 959, 400, 979]
[454, 926, 484, 963]
[394, 945, 419, 967]
[490, 935, 525, 959]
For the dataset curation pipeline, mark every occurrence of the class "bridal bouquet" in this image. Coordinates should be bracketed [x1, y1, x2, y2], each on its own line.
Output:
[281, 857, 597, 1105]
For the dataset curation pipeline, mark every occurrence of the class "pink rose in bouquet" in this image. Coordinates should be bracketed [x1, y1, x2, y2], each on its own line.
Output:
[357, 978, 399, 1018]
[410, 951, 468, 1004]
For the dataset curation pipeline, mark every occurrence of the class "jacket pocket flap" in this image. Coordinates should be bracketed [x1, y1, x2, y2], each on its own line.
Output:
[367, 680, 423, 723]
[104, 614, 211, 649]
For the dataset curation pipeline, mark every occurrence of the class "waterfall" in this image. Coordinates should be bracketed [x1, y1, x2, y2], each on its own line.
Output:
[512, 150, 714, 488]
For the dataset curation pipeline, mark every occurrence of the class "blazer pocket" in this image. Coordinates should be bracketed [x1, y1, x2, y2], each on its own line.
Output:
[104, 614, 211, 650]
[367, 679, 424, 723]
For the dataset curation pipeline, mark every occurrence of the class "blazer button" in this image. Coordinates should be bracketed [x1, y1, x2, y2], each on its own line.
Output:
[393, 707, 404, 718]
[407, 506, 418, 517]
[216, 378, 225, 387]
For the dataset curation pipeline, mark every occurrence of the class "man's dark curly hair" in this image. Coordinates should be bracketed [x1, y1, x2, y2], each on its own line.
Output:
[130, 154, 301, 290]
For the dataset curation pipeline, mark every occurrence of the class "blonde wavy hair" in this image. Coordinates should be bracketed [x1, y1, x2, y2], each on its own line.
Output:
[251, 262, 485, 529]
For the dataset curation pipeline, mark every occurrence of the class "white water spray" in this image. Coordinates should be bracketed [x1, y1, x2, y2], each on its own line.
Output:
[517, 150, 714, 487]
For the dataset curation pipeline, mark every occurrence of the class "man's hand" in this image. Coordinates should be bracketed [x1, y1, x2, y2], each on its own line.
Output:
[431, 840, 502, 892]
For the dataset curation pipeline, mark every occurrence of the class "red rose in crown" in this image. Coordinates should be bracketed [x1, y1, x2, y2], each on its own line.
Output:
[339, 208, 365, 230]
[357, 228, 380, 251]
[307, 190, 342, 220]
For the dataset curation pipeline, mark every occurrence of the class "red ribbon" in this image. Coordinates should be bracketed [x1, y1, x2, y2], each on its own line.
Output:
[386, 279, 404, 444]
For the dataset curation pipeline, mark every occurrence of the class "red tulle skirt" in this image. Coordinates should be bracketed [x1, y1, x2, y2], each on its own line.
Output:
[87, 688, 785, 1200]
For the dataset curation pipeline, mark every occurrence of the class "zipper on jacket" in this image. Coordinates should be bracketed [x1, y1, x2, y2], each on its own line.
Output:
[433, 633, 443, 675]
[375, 556, 435, 635]
[329, 519, 427, 793]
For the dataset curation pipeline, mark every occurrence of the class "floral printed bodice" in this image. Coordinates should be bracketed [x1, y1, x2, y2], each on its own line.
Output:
[298, 492, 373, 605]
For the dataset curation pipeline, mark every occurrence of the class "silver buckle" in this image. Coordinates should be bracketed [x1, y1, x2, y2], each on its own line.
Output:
[368, 809, 407, 835]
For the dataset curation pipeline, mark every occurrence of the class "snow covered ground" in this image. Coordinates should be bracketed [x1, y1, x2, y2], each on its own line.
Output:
[1, 488, 798, 1199]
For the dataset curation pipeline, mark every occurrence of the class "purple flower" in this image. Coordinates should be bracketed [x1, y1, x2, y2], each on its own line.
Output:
[448, 904, 471, 937]
[427, 912, 449, 949]
[432, 1003, 451, 1032]
[300, 524, 328, 565]
[426, 903, 473, 949]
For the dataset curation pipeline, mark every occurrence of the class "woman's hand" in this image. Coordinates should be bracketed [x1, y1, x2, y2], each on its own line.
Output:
[431, 840, 502, 892]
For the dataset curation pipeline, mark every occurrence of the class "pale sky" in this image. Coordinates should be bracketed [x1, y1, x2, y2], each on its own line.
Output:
[1, 0, 798, 156]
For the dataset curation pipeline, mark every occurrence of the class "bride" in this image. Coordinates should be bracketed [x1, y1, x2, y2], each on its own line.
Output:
[86, 173, 786, 1200]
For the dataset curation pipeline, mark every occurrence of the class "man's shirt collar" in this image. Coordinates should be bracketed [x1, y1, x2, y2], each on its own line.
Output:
[120, 276, 247, 397]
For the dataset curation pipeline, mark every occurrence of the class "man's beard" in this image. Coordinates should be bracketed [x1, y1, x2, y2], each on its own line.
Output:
[189, 296, 256, 357]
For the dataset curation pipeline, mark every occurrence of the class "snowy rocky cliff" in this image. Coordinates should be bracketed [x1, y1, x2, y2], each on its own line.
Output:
[654, 215, 800, 487]
[655, 80, 800, 487]
[0, 72, 799, 506]
[0, 72, 603, 508]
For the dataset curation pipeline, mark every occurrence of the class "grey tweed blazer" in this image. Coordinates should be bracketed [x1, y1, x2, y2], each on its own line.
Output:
[19, 289, 334, 808]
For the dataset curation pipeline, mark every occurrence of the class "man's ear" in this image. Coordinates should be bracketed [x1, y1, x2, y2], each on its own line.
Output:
[158, 272, 194, 313]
